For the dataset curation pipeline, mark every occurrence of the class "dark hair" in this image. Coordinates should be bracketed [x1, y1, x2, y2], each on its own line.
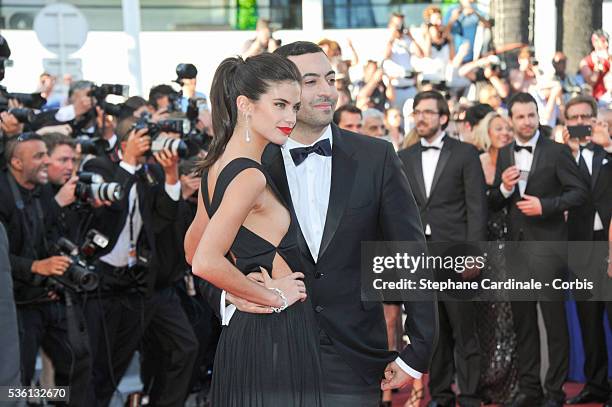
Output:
[564, 95, 597, 120]
[116, 116, 138, 144]
[43, 133, 75, 155]
[333, 104, 362, 125]
[5, 132, 43, 164]
[274, 41, 324, 58]
[412, 90, 450, 130]
[465, 103, 494, 127]
[507, 92, 538, 117]
[199, 53, 302, 170]
[148, 84, 176, 108]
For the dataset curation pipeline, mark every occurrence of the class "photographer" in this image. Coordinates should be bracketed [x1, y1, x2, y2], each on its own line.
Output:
[580, 30, 611, 101]
[149, 84, 181, 114]
[458, 53, 510, 102]
[382, 12, 425, 109]
[563, 95, 612, 406]
[140, 150, 199, 406]
[82, 116, 185, 406]
[0, 133, 90, 406]
[241, 18, 278, 58]
[175, 63, 208, 113]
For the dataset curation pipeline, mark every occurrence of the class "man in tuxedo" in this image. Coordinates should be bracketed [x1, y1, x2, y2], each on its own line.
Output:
[488, 92, 588, 407]
[399, 91, 487, 407]
[82, 118, 197, 407]
[562, 95, 612, 406]
[198, 41, 437, 406]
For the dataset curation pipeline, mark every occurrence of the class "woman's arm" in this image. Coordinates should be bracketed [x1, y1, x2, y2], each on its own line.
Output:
[191, 168, 305, 308]
[184, 185, 208, 266]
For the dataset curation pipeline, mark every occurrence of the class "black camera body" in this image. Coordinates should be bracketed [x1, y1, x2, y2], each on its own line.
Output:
[8, 107, 36, 124]
[75, 172, 124, 204]
[88, 83, 129, 100]
[54, 236, 101, 292]
[0, 85, 46, 112]
[134, 112, 189, 158]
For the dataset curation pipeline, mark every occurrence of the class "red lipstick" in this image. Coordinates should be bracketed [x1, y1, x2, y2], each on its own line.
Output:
[277, 126, 293, 136]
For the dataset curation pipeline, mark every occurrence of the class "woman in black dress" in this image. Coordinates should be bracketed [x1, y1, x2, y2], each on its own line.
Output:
[184, 53, 323, 406]
[475, 111, 519, 404]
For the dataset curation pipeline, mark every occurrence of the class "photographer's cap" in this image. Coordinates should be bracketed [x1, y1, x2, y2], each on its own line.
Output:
[0, 35, 10, 60]
[176, 63, 198, 80]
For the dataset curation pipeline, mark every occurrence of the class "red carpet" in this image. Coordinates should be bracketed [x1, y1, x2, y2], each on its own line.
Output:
[392, 381, 605, 406]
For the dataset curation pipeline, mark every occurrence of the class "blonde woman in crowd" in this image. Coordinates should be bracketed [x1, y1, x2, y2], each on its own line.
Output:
[473, 111, 520, 404]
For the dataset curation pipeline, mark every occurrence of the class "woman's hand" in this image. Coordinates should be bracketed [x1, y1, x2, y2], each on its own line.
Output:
[260, 268, 307, 308]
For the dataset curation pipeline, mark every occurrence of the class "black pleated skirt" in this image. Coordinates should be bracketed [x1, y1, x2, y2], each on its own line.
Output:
[210, 301, 323, 406]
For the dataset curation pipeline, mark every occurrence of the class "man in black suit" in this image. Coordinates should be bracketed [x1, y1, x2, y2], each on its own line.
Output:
[399, 91, 487, 407]
[562, 95, 612, 406]
[197, 41, 437, 406]
[488, 92, 588, 407]
[82, 118, 197, 407]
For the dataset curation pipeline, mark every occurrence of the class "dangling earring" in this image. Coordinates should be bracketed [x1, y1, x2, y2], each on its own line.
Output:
[245, 115, 251, 143]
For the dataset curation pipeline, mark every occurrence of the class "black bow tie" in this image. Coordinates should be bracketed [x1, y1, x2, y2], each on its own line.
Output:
[421, 145, 441, 152]
[580, 143, 595, 152]
[514, 144, 533, 153]
[290, 139, 332, 166]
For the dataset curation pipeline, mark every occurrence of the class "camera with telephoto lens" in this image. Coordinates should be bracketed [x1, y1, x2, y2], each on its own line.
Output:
[88, 84, 129, 100]
[75, 172, 124, 204]
[0, 85, 46, 112]
[133, 112, 189, 158]
[8, 107, 36, 124]
[183, 97, 210, 154]
[54, 237, 100, 292]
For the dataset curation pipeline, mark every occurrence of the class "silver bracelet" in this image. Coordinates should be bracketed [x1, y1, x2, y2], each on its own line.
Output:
[269, 287, 288, 313]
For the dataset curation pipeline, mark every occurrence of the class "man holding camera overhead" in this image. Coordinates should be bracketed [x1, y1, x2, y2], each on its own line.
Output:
[82, 116, 196, 406]
[0, 132, 91, 406]
[562, 95, 612, 407]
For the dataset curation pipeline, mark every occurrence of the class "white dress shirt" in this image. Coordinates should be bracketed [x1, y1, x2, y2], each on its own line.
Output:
[420, 132, 446, 236]
[575, 148, 604, 231]
[100, 161, 180, 267]
[500, 131, 540, 198]
[220, 125, 422, 379]
[281, 127, 332, 261]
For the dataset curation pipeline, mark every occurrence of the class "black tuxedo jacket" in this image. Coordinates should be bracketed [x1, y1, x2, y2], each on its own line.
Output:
[83, 156, 178, 292]
[488, 129, 588, 241]
[398, 136, 488, 242]
[567, 145, 612, 241]
[200, 125, 436, 384]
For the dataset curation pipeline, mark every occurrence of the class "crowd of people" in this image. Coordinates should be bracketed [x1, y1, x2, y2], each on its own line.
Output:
[0, 1, 611, 406]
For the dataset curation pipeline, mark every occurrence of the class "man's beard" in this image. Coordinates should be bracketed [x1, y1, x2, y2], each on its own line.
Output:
[416, 123, 438, 139]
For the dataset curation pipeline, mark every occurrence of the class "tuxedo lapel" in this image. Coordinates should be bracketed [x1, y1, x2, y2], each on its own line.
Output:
[428, 140, 452, 202]
[526, 134, 544, 185]
[591, 148, 604, 190]
[410, 147, 427, 204]
[262, 144, 314, 264]
[318, 126, 357, 262]
[263, 145, 294, 210]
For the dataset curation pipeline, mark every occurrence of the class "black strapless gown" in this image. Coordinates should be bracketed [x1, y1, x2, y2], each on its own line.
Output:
[201, 158, 323, 407]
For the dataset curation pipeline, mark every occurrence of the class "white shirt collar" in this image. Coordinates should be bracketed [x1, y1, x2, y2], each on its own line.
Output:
[283, 125, 333, 150]
[420, 131, 445, 148]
